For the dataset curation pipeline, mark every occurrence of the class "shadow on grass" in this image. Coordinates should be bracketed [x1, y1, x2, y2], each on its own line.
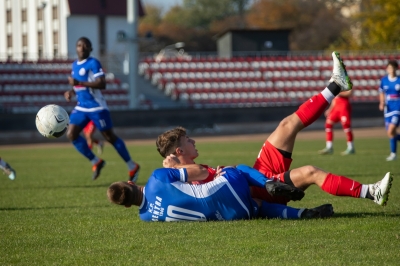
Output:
[333, 212, 400, 218]
[0, 205, 110, 211]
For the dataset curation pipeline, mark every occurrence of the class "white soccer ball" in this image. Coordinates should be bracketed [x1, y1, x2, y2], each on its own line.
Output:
[35, 104, 69, 139]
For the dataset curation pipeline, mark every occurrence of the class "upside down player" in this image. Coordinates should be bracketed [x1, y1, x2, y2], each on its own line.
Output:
[318, 89, 355, 155]
[64, 37, 140, 181]
[107, 164, 334, 221]
[158, 52, 393, 207]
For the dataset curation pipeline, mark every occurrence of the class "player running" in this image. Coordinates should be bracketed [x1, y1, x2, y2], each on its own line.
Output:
[318, 89, 355, 155]
[379, 60, 400, 161]
[158, 52, 393, 207]
[107, 165, 334, 221]
[64, 37, 140, 181]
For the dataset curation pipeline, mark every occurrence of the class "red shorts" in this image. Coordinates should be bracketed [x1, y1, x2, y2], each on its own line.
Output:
[327, 98, 352, 125]
[83, 120, 96, 135]
[251, 140, 293, 204]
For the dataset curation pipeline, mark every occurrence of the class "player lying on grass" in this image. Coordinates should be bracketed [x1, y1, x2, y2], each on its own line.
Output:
[107, 164, 334, 221]
[157, 52, 393, 207]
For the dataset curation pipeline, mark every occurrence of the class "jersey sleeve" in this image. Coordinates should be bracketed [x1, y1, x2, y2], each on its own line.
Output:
[152, 168, 188, 183]
[90, 58, 105, 79]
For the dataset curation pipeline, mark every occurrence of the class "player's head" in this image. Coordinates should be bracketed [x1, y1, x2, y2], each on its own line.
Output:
[76, 37, 93, 60]
[156, 126, 187, 157]
[386, 60, 398, 76]
[107, 181, 142, 207]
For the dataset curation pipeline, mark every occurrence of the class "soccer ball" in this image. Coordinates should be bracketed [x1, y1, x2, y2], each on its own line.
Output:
[35, 104, 69, 138]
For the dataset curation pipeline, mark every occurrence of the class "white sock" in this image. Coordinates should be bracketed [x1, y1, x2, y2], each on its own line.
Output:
[347, 141, 354, 150]
[326, 141, 333, 149]
[127, 160, 136, 171]
[359, 184, 370, 198]
[91, 157, 100, 165]
[321, 88, 335, 103]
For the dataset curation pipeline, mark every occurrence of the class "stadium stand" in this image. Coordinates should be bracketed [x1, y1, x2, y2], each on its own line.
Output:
[139, 54, 399, 108]
[0, 60, 133, 113]
[1, 54, 399, 113]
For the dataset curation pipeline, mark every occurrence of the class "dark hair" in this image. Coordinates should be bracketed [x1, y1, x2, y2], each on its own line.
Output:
[387, 60, 398, 69]
[107, 182, 133, 205]
[156, 127, 187, 158]
[77, 37, 92, 48]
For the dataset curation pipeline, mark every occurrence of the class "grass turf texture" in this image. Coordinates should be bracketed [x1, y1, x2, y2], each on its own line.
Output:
[1, 137, 400, 265]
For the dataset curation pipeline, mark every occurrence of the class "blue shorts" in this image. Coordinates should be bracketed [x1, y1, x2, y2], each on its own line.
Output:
[385, 114, 400, 128]
[69, 109, 113, 131]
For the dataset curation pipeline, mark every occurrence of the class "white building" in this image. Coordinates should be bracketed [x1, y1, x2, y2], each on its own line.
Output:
[0, 0, 144, 61]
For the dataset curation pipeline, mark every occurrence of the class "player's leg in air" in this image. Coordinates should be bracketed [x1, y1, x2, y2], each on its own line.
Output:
[252, 52, 392, 206]
[0, 157, 16, 180]
[93, 110, 140, 182]
[67, 111, 106, 180]
[83, 120, 104, 155]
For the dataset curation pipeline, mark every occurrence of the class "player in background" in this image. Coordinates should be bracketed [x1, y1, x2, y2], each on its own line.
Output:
[158, 52, 392, 207]
[64, 37, 140, 181]
[0, 157, 16, 180]
[379, 60, 400, 161]
[318, 89, 355, 155]
[107, 165, 334, 222]
[83, 120, 104, 155]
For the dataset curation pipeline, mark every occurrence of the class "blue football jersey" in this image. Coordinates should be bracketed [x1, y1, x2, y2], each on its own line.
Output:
[71, 57, 108, 112]
[379, 75, 400, 117]
[139, 167, 259, 222]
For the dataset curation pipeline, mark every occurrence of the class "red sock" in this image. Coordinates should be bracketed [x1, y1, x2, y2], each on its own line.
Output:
[321, 173, 361, 197]
[295, 94, 329, 127]
[326, 123, 333, 142]
[344, 128, 353, 142]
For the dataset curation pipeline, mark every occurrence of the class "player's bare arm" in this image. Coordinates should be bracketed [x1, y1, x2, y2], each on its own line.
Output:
[379, 92, 385, 111]
[64, 89, 76, 102]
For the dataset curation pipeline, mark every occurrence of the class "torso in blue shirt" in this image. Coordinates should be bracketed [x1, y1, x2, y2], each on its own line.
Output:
[139, 167, 259, 222]
[379, 75, 400, 117]
[71, 57, 108, 112]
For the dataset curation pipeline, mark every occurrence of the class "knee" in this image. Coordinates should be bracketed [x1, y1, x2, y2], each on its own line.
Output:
[103, 132, 117, 144]
[300, 165, 319, 178]
[66, 128, 77, 142]
[278, 116, 298, 132]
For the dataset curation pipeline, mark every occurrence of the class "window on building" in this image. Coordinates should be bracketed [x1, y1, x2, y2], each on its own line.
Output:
[23, 52, 27, 60]
[53, 31, 59, 45]
[52, 6, 58, 20]
[38, 31, 43, 46]
[38, 48, 43, 59]
[53, 48, 58, 57]
[7, 10, 12, 23]
[22, 34, 27, 46]
[37, 8, 43, 21]
[7, 35, 12, 47]
[22, 9, 27, 22]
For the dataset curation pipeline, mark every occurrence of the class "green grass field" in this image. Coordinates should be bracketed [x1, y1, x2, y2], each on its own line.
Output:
[1, 136, 400, 265]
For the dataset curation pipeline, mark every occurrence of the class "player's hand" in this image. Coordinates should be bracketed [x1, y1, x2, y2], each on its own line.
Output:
[64, 90, 74, 102]
[324, 110, 330, 117]
[68, 76, 79, 86]
[214, 166, 226, 180]
[163, 154, 180, 168]
[379, 102, 384, 111]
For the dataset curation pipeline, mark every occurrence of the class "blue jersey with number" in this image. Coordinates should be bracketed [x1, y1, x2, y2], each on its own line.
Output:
[379, 75, 400, 118]
[71, 57, 108, 112]
[139, 167, 260, 222]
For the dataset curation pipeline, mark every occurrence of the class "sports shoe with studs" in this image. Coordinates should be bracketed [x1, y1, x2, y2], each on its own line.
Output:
[92, 159, 106, 180]
[369, 172, 393, 206]
[341, 148, 355, 156]
[329, 51, 353, 92]
[265, 181, 305, 201]
[318, 147, 333, 155]
[129, 164, 140, 183]
[2, 163, 16, 180]
[386, 153, 397, 161]
[300, 204, 334, 219]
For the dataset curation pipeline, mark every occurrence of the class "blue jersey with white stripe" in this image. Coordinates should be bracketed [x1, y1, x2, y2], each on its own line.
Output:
[139, 167, 259, 222]
[71, 57, 108, 112]
[379, 75, 400, 117]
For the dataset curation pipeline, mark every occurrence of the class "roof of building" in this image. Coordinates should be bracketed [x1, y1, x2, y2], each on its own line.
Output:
[68, 0, 145, 16]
